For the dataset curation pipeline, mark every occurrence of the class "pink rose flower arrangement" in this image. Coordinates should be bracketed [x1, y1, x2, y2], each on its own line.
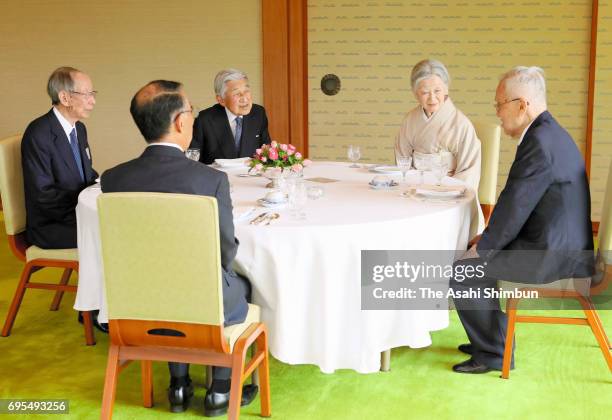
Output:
[249, 141, 312, 174]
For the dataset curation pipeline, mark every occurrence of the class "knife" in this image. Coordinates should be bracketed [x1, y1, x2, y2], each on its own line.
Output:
[249, 212, 269, 225]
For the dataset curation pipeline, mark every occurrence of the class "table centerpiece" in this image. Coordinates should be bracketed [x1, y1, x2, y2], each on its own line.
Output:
[248, 141, 311, 188]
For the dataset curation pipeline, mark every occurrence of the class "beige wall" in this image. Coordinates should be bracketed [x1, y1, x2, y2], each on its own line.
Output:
[308, 1, 609, 219]
[593, 2, 612, 221]
[0, 0, 262, 172]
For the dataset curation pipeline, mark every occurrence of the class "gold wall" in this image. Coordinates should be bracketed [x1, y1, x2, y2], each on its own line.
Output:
[593, 2, 612, 221]
[308, 1, 609, 219]
[0, 0, 262, 172]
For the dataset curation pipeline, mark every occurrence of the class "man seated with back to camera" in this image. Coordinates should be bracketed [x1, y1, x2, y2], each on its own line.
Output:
[101, 80, 258, 416]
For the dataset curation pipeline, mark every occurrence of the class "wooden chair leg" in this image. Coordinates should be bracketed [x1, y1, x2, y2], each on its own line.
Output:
[584, 301, 611, 349]
[501, 299, 518, 379]
[251, 344, 259, 386]
[256, 329, 271, 418]
[578, 298, 612, 372]
[1, 263, 34, 337]
[380, 349, 391, 372]
[101, 344, 121, 420]
[228, 350, 247, 420]
[50, 268, 73, 311]
[141, 360, 154, 408]
[82, 311, 96, 346]
[205, 365, 213, 389]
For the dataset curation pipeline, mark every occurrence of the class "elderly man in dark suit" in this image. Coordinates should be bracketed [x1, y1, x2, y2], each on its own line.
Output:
[189, 68, 271, 164]
[21, 66, 98, 249]
[449, 66, 594, 374]
[101, 80, 257, 416]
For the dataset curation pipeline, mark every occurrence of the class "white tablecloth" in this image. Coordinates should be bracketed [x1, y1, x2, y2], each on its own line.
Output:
[74, 161, 474, 373]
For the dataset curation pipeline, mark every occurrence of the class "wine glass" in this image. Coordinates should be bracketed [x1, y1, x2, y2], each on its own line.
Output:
[288, 180, 308, 220]
[431, 154, 448, 186]
[396, 155, 412, 184]
[185, 148, 200, 161]
[415, 154, 432, 185]
[347, 145, 361, 168]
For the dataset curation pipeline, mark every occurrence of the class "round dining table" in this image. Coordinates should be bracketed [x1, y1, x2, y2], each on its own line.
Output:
[74, 161, 475, 373]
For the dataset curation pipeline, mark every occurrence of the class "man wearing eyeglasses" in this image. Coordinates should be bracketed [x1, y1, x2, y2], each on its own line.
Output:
[189, 68, 271, 164]
[101, 80, 257, 416]
[21, 66, 99, 250]
[449, 66, 594, 374]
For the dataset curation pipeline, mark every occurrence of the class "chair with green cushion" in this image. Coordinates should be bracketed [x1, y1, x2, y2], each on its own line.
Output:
[500, 162, 612, 378]
[473, 121, 501, 226]
[0, 134, 95, 345]
[98, 192, 271, 420]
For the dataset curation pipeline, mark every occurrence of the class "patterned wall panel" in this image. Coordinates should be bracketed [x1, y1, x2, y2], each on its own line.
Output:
[308, 1, 592, 205]
[0, 0, 262, 172]
[593, 1, 612, 221]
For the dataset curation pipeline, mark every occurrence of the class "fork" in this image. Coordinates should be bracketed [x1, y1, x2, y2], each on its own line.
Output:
[264, 213, 280, 225]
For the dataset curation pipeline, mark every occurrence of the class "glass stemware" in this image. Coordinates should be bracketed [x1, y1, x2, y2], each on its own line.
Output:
[396, 155, 412, 184]
[288, 180, 308, 220]
[347, 145, 361, 168]
[431, 154, 448, 186]
[185, 148, 200, 161]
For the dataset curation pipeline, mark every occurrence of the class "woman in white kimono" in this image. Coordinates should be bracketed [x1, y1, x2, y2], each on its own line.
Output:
[395, 59, 484, 237]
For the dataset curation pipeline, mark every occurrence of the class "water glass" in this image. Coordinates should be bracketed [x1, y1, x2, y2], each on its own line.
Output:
[415, 155, 432, 185]
[396, 155, 412, 183]
[288, 180, 308, 220]
[347, 145, 361, 168]
[185, 148, 200, 161]
[431, 155, 448, 186]
[307, 186, 324, 200]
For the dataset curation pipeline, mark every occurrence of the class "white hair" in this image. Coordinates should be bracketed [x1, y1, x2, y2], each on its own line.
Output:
[500, 66, 547, 107]
[214, 68, 248, 98]
[410, 59, 450, 92]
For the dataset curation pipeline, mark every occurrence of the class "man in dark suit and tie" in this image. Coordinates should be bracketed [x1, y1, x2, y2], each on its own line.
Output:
[449, 66, 594, 374]
[21, 66, 99, 250]
[101, 80, 258, 416]
[189, 68, 271, 164]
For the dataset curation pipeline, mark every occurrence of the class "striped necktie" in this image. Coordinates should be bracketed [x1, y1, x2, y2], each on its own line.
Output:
[69, 128, 85, 182]
[234, 116, 243, 152]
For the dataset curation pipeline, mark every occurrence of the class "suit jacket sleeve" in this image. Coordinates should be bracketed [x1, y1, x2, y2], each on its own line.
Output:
[215, 172, 238, 270]
[190, 115, 204, 151]
[81, 125, 99, 182]
[22, 129, 78, 222]
[477, 138, 552, 260]
[260, 107, 272, 146]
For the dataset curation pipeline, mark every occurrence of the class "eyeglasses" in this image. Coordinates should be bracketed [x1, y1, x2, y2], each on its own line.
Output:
[174, 105, 198, 120]
[70, 90, 98, 99]
[494, 98, 520, 111]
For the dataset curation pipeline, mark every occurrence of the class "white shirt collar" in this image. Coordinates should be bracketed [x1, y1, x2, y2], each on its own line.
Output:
[517, 118, 537, 146]
[225, 107, 239, 124]
[52, 106, 76, 140]
[147, 142, 184, 152]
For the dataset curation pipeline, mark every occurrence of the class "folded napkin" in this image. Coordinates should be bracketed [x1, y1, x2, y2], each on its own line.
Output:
[233, 206, 257, 221]
[215, 157, 250, 168]
[415, 184, 465, 198]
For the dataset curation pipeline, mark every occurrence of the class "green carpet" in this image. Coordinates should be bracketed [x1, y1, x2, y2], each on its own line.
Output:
[0, 211, 610, 420]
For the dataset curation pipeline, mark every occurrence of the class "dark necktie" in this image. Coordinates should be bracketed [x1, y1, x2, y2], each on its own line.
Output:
[234, 116, 243, 152]
[69, 128, 85, 182]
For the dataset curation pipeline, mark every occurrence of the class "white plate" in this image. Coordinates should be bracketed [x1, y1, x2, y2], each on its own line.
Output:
[257, 198, 287, 209]
[371, 165, 402, 174]
[215, 157, 250, 168]
[369, 181, 399, 190]
[233, 206, 257, 221]
[415, 185, 465, 198]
